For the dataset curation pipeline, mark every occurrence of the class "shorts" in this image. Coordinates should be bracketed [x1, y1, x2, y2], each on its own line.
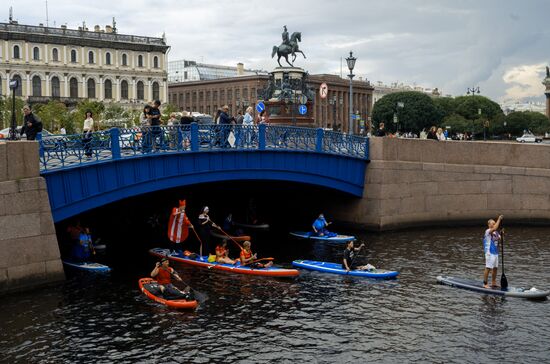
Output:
[485, 253, 499, 269]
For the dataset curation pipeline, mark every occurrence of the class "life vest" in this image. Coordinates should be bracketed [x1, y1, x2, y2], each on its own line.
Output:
[215, 245, 227, 257]
[168, 200, 191, 243]
[156, 267, 172, 285]
[240, 248, 252, 261]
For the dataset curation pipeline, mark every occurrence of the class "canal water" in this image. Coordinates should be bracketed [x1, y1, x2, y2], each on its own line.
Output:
[1, 225, 549, 363]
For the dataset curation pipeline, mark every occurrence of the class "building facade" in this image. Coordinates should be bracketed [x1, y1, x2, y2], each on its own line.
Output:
[0, 20, 169, 106]
[168, 59, 267, 83]
[373, 81, 443, 104]
[168, 73, 374, 133]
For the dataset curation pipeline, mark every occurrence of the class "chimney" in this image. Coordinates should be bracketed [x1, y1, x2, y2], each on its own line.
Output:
[94, 25, 100, 32]
[105, 25, 112, 33]
[237, 63, 244, 76]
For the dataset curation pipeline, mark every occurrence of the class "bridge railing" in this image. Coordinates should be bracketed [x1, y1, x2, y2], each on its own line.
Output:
[38, 123, 369, 171]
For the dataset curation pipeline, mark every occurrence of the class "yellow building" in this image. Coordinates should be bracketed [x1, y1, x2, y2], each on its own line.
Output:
[0, 20, 169, 106]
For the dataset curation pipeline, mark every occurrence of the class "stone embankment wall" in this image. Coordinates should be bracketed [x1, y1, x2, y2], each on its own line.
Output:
[0, 141, 64, 293]
[334, 138, 550, 230]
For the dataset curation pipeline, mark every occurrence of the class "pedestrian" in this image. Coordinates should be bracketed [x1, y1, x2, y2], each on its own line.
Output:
[243, 106, 255, 146]
[236, 110, 244, 125]
[141, 104, 152, 152]
[82, 110, 94, 158]
[482, 215, 503, 289]
[149, 100, 163, 150]
[60, 127, 67, 135]
[436, 127, 446, 141]
[427, 126, 438, 140]
[219, 105, 235, 148]
[257, 110, 269, 124]
[374, 122, 386, 137]
[20, 105, 43, 141]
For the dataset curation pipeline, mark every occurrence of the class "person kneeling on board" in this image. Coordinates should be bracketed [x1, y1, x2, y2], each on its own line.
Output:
[483, 215, 503, 289]
[151, 258, 191, 299]
[342, 241, 374, 272]
[215, 240, 237, 264]
[240, 241, 273, 268]
[72, 227, 93, 262]
[312, 214, 335, 237]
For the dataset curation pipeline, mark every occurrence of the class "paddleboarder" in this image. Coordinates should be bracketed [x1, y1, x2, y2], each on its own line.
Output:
[150, 258, 191, 298]
[72, 227, 93, 262]
[240, 241, 273, 268]
[198, 206, 218, 255]
[215, 240, 237, 265]
[342, 241, 371, 272]
[312, 213, 333, 237]
[167, 200, 194, 253]
[483, 215, 504, 289]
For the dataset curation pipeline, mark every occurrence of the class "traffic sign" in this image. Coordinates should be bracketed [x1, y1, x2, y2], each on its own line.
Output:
[256, 102, 265, 113]
[298, 94, 308, 104]
[319, 83, 328, 99]
[298, 105, 307, 115]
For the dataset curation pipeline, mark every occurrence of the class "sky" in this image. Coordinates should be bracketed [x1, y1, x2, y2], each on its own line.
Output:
[6, 0, 550, 102]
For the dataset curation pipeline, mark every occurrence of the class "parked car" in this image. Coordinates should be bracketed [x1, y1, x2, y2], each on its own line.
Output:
[516, 132, 542, 143]
[0, 127, 22, 139]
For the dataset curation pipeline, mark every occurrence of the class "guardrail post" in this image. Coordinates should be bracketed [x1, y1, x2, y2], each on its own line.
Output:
[258, 123, 266, 150]
[316, 128, 324, 153]
[191, 122, 199, 151]
[110, 128, 121, 160]
[176, 126, 183, 151]
[36, 132, 45, 159]
[365, 137, 370, 159]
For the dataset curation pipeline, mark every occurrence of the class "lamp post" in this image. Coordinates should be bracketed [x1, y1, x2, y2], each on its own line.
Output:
[345, 51, 356, 134]
[467, 86, 480, 96]
[329, 95, 336, 130]
[8, 78, 19, 141]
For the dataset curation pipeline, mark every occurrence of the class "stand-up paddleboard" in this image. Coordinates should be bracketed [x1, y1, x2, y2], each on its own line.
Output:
[234, 222, 270, 231]
[62, 260, 111, 273]
[290, 231, 356, 242]
[139, 278, 198, 309]
[210, 231, 251, 242]
[437, 276, 550, 299]
[149, 248, 299, 278]
[292, 260, 399, 278]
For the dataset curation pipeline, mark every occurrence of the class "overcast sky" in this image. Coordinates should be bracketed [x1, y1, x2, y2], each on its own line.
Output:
[6, 0, 550, 102]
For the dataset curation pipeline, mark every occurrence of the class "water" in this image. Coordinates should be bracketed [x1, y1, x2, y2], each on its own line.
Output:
[1, 226, 549, 363]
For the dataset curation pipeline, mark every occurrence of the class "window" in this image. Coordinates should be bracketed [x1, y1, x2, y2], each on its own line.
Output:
[184, 71, 188, 80]
[137, 81, 144, 100]
[138, 55, 143, 67]
[105, 52, 111, 65]
[32, 76, 42, 96]
[87, 79, 96, 98]
[13, 45, 20, 59]
[51, 77, 60, 97]
[52, 48, 59, 61]
[13, 75, 22, 96]
[69, 77, 78, 98]
[88, 51, 94, 64]
[152, 82, 159, 100]
[153, 56, 159, 68]
[33, 47, 40, 60]
[121, 80, 128, 99]
[70, 49, 77, 63]
[122, 54, 127, 66]
[104, 79, 112, 99]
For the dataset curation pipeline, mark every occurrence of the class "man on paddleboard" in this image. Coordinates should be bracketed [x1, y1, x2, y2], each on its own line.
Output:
[312, 214, 332, 237]
[151, 258, 191, 299]
[342, 241, 371, 272]
[483, 215, 503, 289]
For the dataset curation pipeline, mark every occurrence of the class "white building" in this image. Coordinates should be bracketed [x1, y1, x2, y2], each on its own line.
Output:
[168, 60, 267, 83]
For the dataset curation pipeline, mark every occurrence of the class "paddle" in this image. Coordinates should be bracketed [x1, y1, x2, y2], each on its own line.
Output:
[500, 228, 508, 290]
[212, 223, 245, 251]
[190, 227, 204, 256]
[347, 243, 365, 273]
[241, 257, 274, 268]
[161, 258, 207, 302]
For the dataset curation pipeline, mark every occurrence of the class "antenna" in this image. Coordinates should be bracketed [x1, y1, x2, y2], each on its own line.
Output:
[9, 6, 13, 23]
[112, 17, 117, 33]
[45, 0, 49, 27]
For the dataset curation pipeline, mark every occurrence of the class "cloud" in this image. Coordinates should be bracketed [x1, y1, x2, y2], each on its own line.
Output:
[502, 64, 546, 100]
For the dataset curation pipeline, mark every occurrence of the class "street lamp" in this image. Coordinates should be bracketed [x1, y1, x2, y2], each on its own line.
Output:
[394, 102, 404, 134]
[346, 51, 356, 134]
[8, 78, 19, 140]
[467, 86, 480, 96]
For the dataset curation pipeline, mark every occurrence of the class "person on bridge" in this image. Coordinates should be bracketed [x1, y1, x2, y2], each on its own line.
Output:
[20, 105, 43, 141]
[149, 100, 164, 150]
[374, 122, 386, 137]
[312, 214, 333, 237]
[141, 104, 152, 152]
[168, 200, 194, 253]
[342, 241, 371, 272]
[82, 111, 95, 158]
[150, 258, 191, 298]
[198, 206, 218, 255]
[483, 215, 503, 289]
[219, 105, 236, 148]
[240, 241, 272, 268]
[215, 240, 237, 265]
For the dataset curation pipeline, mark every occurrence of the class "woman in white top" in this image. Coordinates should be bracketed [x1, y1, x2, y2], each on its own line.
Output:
[82, 111, 94, 158]
[243, 106, 254, 146]
[436, 127, 446, 141]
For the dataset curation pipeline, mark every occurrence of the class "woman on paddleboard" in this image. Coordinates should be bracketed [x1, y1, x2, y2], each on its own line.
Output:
[198, 206, 218, 256]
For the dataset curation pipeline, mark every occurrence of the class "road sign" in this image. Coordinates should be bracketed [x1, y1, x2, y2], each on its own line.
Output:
[299, 94, 308, 104]
[256, 102, 265, 113]
[298, 105, 307, 115]
[319, 83, 328, 99]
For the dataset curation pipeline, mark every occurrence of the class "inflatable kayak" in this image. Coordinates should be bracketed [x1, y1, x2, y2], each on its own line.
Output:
[234, 222, 270, 231]
[139, 278, 198, 309]
[149, 248, 298, 278]
[62, 260, 111, 273]
[437, 276, 550, 299]
[289, 231, 356, 242]
[292, 260, 399, 278]
[210, 231, 251, 242]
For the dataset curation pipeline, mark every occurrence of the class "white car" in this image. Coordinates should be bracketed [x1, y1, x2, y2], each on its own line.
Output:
[516, 133, 542, 143]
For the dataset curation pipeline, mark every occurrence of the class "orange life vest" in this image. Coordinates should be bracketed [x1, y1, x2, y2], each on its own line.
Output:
[156, 267, 172, 285]
[240, 248, 252, 261]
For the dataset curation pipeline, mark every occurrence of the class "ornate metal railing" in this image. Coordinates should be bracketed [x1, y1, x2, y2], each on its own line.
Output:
[38, 123, 369, 172]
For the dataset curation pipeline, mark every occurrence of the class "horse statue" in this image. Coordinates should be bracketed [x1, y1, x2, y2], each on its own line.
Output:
[272, 32, 306, 67]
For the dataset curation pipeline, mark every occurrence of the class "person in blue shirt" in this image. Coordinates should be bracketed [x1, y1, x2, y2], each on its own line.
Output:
[312, 213, 332, 237]
[482, 215, 503, 288]
[72, 227, 93, 262]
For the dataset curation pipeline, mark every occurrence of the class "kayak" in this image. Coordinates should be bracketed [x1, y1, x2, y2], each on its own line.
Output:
[149, 248, 299, 278]
[210, 231, 251, 242]
[292, 260, 399, 278]
[289, 231, 356, 242]
[62, 260, 111, 273]
[437, 275, 550, 299]
[234, 221, 270, 231]
[139, 278, 198, 309]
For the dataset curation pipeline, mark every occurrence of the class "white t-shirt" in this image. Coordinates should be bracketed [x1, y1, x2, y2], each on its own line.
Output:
[83, 117, 94, 132]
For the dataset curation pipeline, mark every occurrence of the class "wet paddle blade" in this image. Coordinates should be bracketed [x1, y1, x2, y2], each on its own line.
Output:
[501, 273, 508, 290]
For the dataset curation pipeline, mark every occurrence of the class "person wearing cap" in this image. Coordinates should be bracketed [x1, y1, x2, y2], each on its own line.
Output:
[312, 213, 332, 237]
[151, 258, 190, 298]
[198, 206, 218, 255]
[240, 241, 272, 268]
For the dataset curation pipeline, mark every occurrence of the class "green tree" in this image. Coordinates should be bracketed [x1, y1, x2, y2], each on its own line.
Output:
[453, 95, 504, 121]
[504, 111, 550, 136]
[441, 114, 470, 134]
[1, 97, 26, 129]
[35, 100, 69, 133]
[433, 97, 455, 122]
[73, 100, 106, 131]
[372, 91, 439, 133]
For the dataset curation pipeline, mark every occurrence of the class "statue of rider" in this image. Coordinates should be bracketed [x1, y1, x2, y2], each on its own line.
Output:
[281, 25, 290, 48]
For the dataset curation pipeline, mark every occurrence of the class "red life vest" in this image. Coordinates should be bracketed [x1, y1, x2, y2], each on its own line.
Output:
[216, 245, 227, 257]
[156, 267, 172, 285]
[240, 248, 252, 261]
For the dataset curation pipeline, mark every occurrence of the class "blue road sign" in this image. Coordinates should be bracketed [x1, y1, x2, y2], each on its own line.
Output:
[256, 102, 265, 113]
[298, 104, 307, 115]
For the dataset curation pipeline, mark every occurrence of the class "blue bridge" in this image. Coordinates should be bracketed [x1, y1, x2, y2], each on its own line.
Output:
[38, 124, 370, 222]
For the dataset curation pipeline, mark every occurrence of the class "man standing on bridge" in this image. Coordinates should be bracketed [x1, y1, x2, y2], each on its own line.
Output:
[20, 105, 43, 141]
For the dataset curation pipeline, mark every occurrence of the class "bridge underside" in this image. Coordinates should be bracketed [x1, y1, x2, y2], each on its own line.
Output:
[42, 151, 367, 222]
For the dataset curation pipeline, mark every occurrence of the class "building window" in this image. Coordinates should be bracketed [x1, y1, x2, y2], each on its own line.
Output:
[153, 56, 159, 68]
[33, 47, 40, 60]
[52, 48, 59, 61]
[105, 52, 111, 65]
[32, 76, 42, 96]
[69, 77, 78, 98]
[51, 77, 60, 97]
[104, 79, 112, 99]
[121, 80, 128, 99]
[70, 49, 77, 63]
[122, 54, 127, 66]
[184, 71, 188, 80]
[228, 90, 232, 101]
[13, 45, 20, 59]
[137, 81, 144, 100]
[87, 79, 96, 99]
[213, 90, 218, 100]
[88, 51, 94, 64]
[152, 82, 160, 101]
[13, 75, 22, 96]
[179, 93, 183, 105]
[138, 55, 143, 67]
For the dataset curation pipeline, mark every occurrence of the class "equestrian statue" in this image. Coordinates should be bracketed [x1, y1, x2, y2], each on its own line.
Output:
[272, 25, 306, 67]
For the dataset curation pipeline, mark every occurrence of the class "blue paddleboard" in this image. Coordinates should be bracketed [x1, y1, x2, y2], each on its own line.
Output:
[62, 260, 111, 273]
[292, 260, 399, 278]
[289, 231, 355, 242]
[437, 276, 549, 299]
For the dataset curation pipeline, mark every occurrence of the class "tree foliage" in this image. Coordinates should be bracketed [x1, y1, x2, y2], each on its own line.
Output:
[504, 111, 550, 135]
[453, 95, 503, 121]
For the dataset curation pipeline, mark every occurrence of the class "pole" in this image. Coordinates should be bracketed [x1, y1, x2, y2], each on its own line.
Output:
[349, 75, 354, 134]
[10, 86, 16, 140]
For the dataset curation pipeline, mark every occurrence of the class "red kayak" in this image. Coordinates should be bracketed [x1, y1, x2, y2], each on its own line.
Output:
[149, 248, 299, 278]
[139, 278, 198, 310]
